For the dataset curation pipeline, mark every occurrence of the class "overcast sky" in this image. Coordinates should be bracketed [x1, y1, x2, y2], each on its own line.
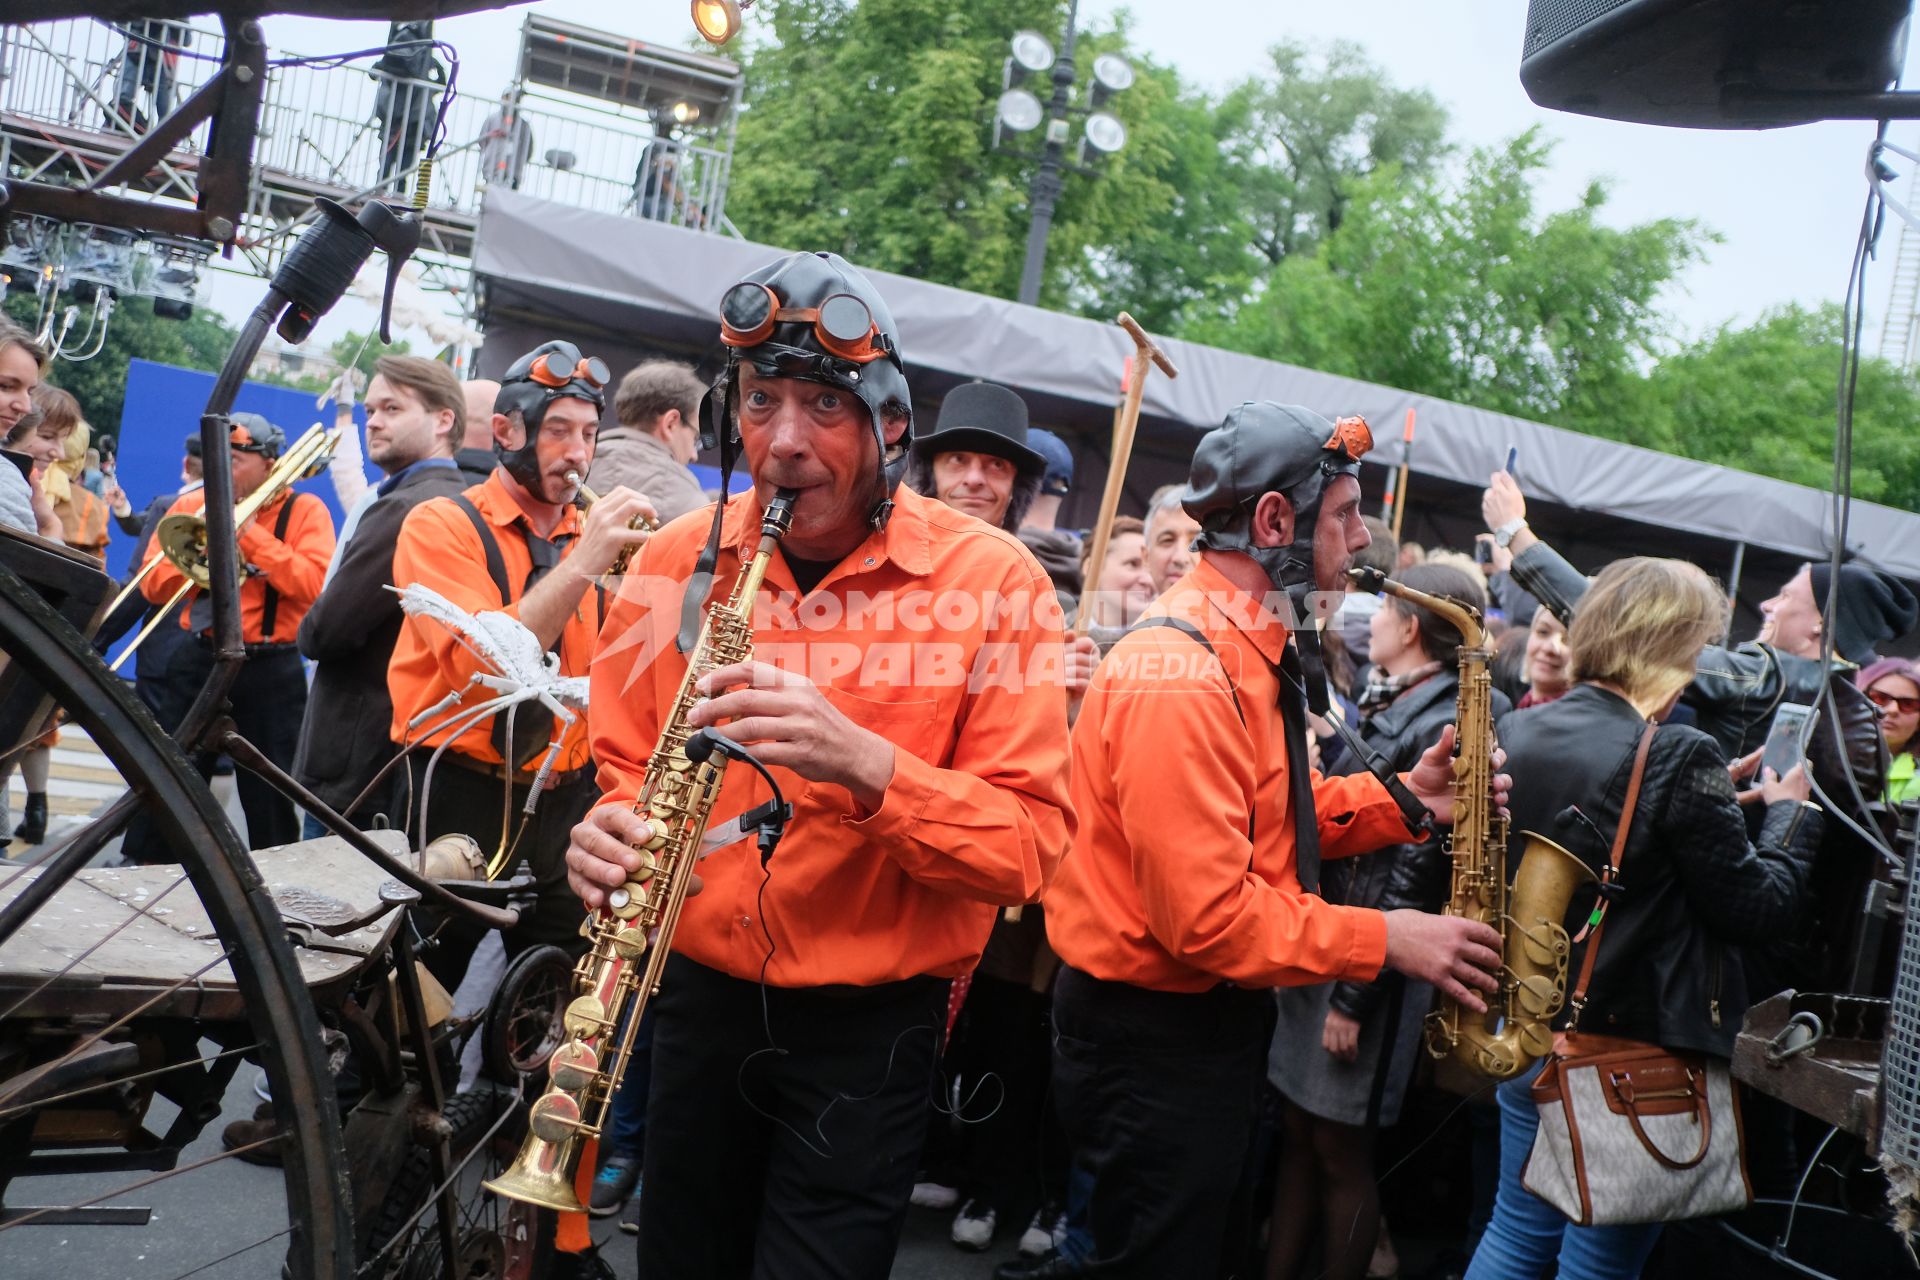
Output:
[212, 0, 1920, 356]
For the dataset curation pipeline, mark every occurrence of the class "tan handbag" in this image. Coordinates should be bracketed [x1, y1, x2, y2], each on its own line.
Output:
[1519, 724, 1753, 1227]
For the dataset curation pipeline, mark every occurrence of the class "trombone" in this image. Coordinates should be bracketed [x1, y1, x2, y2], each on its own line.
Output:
[108, 425, 341, 672]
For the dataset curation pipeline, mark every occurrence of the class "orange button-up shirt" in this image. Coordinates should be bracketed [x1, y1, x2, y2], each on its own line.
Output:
[589, 485, 1075, 988]
[140, 488, 335, 645]
[388, 472, 598, 773]
[1046, 558, 1418, 993]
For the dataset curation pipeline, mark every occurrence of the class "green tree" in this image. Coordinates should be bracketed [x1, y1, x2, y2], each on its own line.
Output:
[3, 292, 237, 439]
[1190, 130, 1709, 430]
[1630, 304, 1920, 510]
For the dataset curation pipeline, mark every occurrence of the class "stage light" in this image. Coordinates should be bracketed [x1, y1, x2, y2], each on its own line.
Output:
[1010, 31, 1054, 75]
[1091, 53, 1134, 95]
[1081, 111, 1127, 155]
[672, 99, 701, 125]
[692, 0, 746, 45]
[995, 89, 1044, 134]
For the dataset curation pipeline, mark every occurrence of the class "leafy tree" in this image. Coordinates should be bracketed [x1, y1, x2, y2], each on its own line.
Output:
[1190, 130, 1710, 431]
[1629, 304, 1920, 511]
[3, 292, 237, 438]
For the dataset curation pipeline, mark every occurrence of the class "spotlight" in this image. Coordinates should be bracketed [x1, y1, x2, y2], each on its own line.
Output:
[671, 99, 701, 125]
[153, 296, 194, 321]
[1010, 31, 1055, 76]
[1079, 111, 1128, 159]
[1089, 53, 1134, 108]
[692, 0, 752, 46]
[995, 89, 1044, 134]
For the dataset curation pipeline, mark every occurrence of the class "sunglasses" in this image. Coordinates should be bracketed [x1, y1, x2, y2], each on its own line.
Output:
[1325, 414, 1373, 461]
[527, 345, 610, 391]
[1868, 687, 1920, 715]
[719, 282, 893, 364]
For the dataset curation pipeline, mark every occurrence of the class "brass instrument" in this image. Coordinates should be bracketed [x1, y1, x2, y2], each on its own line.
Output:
[108, 425, 340, 672]
[486, 488, 798, 1213]
[1353, 568, 1597, 1081]
[567, 472, 659, 578]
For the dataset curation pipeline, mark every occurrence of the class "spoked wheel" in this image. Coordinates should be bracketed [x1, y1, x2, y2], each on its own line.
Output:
[482, 944, 572, 1082]
[362, 1088, 553, 1280]
[0, 567, 351, 1279]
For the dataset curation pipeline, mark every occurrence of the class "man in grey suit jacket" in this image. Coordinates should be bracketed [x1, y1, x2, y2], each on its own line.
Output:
[586, 359, 708, 526]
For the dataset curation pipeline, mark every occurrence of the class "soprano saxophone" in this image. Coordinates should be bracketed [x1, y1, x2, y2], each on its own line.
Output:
[487, 489, 797, 1213]
[1350, 568, 1596, 1081]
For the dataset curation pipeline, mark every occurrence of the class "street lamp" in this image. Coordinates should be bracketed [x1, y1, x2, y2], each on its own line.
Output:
[989, 2, 1133, 306]
[691, 0, 753, 46]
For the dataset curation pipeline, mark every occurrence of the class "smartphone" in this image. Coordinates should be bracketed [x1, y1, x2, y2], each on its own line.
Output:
[1504, 445, 1518, 475]
[1473, 536, 1493, 566]
[1760, 702, 1813, 780]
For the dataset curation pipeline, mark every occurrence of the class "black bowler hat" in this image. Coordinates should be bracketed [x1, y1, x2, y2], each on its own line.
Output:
[915, 381, 1045, 475]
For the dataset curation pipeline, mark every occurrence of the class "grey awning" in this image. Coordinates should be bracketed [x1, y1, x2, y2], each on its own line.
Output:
[471, 188, 1920, 583]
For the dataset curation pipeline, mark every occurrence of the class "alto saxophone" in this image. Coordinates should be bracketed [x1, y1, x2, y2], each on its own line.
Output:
[1350, 568, 1596, 1081]
[487, 489, 798, 1213]
[568, 472, 660, 577]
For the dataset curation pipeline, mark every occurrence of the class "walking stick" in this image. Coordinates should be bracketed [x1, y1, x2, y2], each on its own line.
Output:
[1389, 407, 1416, 541]
[1075, 313, 1178, 638]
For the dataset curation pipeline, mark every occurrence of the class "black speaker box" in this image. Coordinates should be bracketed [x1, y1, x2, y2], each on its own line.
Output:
[1520, 0, 1912, 128]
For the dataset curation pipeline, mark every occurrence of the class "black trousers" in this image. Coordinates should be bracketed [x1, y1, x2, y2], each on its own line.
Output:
[944, 973, 1058, 1219]
[405, 754, 596, 990]
[639, 954, 948, 1280]
[1051, 965, 1277, 1280]
[122, 642, 305, 862]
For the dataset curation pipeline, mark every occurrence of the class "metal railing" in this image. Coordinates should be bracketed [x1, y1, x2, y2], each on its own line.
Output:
[3, 18, 737, 260]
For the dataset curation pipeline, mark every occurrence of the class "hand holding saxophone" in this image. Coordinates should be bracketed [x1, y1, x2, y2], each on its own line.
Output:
[570, 483, 658, 577]
[1405, 724, 1513, 822]
[566, 806, 704, 911]
[688, 659, 897, 811]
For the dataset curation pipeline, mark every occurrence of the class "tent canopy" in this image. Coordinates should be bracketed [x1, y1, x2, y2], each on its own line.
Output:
[470, 189, 1920, 593]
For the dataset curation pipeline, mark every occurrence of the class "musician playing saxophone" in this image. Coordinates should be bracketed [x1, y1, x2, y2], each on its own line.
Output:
[124, 414, 335, 860]
[1040, 404, 1506, 1279]
[565, 251, 1073, 1280]
[386, 341, 654, 987]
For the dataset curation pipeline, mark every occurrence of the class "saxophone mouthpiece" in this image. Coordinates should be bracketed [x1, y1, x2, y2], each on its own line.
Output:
[1348, 566, 1387, 594]
[762, 488, 800, 538]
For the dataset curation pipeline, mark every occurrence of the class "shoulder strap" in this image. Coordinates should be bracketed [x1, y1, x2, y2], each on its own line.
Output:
[1129, 616, 1253, 847]
[450, 494, 511, 604]
[258, 493, 300, 642]
[1568, 722, 1658, 1022]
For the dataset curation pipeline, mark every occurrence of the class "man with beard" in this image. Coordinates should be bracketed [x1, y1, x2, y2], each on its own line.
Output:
[387, 342, 653, 983]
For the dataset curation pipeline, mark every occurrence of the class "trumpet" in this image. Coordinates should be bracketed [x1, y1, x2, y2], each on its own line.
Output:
[567, 471, 658, 578]
[108, 425, 340, 672]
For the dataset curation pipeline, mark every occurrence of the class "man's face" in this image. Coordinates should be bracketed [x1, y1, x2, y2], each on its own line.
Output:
[0, 345, 40, 438]
[365, 375, 449, 474]
[1524, 605, 1571, 694]
[1145, 504, 1201, 594]
[930, 449, 1016, 527]
[1759, 565, 1822, 658]
[497, 395, 599, 505]
[736, 364, 899, 555]
[1310, 475, 1370, 594]
[657, 408, 701, 466]
[1094, 531, 1157, 627]
[229, 448, 271, 500]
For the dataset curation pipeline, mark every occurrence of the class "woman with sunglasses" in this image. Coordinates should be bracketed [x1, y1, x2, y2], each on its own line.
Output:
[1858, 658, 1920, 803]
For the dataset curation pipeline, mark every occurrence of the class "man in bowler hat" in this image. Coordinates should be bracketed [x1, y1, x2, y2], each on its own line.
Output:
[907, 381, 1045, 534]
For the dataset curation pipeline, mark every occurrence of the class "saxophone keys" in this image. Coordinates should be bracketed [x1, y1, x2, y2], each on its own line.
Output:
[610, 928, 648, 960]
[563, 994, 609, 1038]
[608, 881, 650, 920]
[528, 1091, 582, 1143]
[639, 819, 670, 852]
[548, 1040, 602, 1093]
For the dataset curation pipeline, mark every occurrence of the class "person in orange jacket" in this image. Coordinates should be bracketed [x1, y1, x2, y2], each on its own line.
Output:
[1039, 403, 1506, 1280]
[564, 251, 1074, 1279]
[123, 414, 336, 860]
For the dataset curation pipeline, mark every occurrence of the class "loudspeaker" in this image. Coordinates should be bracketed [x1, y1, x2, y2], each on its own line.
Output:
[1520, 0, 1913, 129]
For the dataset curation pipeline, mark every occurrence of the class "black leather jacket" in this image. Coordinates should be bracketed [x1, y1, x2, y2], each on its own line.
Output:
[1499, 685, 1822, 1059]
[1324, 671, 1511, 1019]
[1508, 539, 1887, 816]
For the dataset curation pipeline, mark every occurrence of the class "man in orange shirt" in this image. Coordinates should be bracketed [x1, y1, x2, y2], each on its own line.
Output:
[125, 415, 336, 860]
[387, 340, 653, 982]
[565, 251, 1074, 1279]
[1041, 403, 1504, 1279]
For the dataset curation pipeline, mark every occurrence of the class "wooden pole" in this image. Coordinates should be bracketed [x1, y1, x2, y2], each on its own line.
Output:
[1389, 407, 1416, 541]
[1076, 314, 1177, 637]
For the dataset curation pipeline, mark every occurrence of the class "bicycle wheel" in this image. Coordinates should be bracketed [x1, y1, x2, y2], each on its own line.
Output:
[0, 566, 352, 1279]
[361, 1087, 553, 1280]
